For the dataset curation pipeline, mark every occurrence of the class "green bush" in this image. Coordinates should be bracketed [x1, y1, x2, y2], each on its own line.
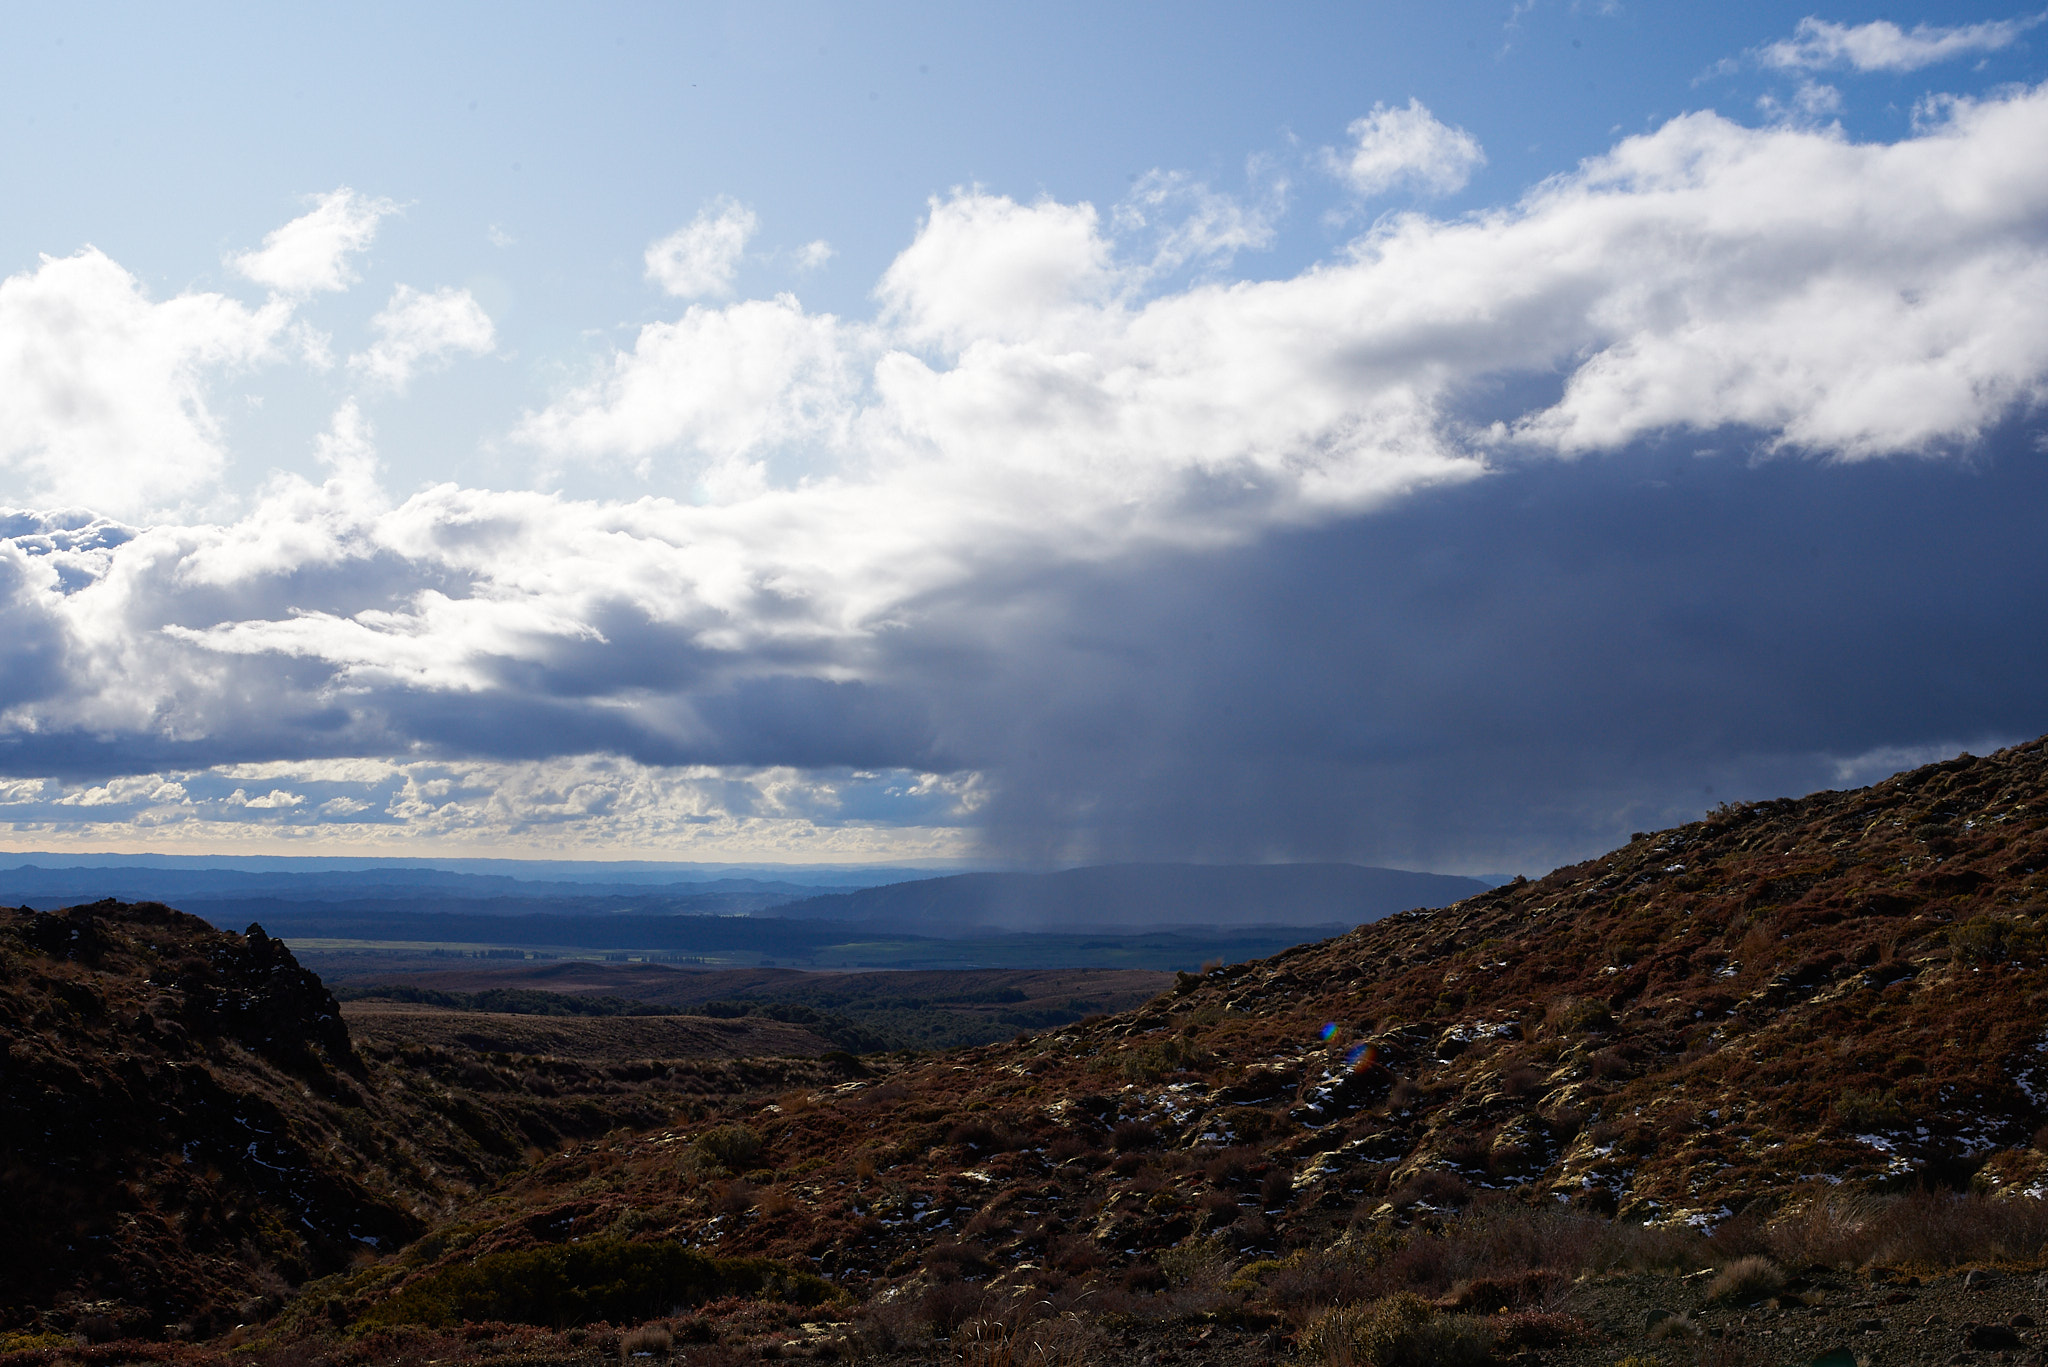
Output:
[1120, 1035, 1204, 1082]
[690, 1124, 764, 1174]
[1553, 998, 1615, 1034]
[1833, 1086, 1905, 1130]
[1950, 915, 2041, 965]
[0, 1332, 77, 1352]
[357, 1237, 834, 1328]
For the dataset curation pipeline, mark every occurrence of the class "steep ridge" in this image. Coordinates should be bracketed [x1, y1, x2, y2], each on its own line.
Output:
[348, 739, 2048, 1318]
[0, 903, 847, 1340]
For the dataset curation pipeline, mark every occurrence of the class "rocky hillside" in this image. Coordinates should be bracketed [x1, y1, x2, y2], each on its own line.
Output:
[0, 902, 850, 1341]
[330, 738, 2048, 1334]
[0, 902, 411, 1336]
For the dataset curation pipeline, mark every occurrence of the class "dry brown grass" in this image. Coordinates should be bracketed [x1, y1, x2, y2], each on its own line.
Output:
[619, 1324, 673, 1358]
[1706, 1255, 1785, 1304]
[1300, 1293, 1494, 1367]
[1758, 1189, 2048, 1270]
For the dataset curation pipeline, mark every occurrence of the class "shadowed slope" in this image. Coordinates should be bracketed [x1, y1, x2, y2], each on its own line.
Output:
[0, 903, 848, 1339]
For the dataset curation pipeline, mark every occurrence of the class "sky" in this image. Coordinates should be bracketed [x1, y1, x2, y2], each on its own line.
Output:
[1, 1, 2046, 872]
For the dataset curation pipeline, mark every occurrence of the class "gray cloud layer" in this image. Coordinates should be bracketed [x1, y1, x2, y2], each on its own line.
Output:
[941, 435, 2048, 869]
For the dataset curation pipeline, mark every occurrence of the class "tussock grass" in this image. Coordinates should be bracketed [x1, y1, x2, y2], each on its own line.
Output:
[1705, 1256, 1785, 1304]
[1300, 1293, 1494, 1367]
[618, 1323, 672, 1358]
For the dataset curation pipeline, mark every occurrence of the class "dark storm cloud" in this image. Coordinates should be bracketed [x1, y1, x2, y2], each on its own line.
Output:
[906, 435, 2048, 871]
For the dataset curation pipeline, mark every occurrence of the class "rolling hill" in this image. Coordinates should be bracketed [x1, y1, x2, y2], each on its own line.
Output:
[766, 861, 1495, 934]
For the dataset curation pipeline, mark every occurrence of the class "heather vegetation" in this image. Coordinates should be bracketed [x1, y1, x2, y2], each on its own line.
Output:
[9, 739, 2048, 1364]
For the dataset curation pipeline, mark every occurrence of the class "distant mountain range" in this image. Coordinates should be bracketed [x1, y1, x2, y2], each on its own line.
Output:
[764, 862, 1496, 935]
[0, 857, 1497, 940]
[0, 863, 911, 912]
[0, 852, 950, 886]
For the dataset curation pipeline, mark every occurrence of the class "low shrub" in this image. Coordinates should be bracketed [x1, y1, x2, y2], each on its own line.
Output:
[1439, 1269, 1565, 1313]
[690, 1124, 764, 1175]
[0, 1332, 77, 1352]
[1121, 1036, 1204, 1082]
[1705, 1255, 1785, 1304]
[1647, 1312, 1698, 1340]
[1300, 1293, 1493, 1367]
[1120, 1262, 1169, 1294]
[1552, 999, 1615, 1035]
[1950, 915, 2041, 965]
[619, 1323, 673, 1357]
[1760, 1188, 2048, 1268]
[953, 1308, 1101, 1367]
[1157, 1233, 1232, 1287]
[711, 1179, 757, 1215]
[357, 1237, 835, 1328]
[1832, 1087, 1904, 1130]
[1493, 1309, 1585, 1350]
[1111, 1120, 1160, 1152]
[1589, 1047, 1637, 1081]
[1251, 1243, 1385, 1320]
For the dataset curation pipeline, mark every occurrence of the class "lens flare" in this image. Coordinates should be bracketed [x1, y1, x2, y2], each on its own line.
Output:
[1320, 1022, 1340, 1042]
[1346, 1043, 1379, 1073]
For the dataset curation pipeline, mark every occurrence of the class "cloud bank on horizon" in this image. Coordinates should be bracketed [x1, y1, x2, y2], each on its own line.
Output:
[2, 13, 2047, 870]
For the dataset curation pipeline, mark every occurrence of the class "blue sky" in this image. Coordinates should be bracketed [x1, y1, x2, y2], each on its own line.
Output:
[0, 2, 2045, 869]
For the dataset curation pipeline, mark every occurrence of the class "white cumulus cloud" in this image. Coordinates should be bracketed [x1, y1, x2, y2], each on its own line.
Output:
[0, 756, 979, 860]
[877, 192, 1116, 348]
[1327, 98, 1487, 197]
[1759, 14, 2043, 73]
[228, 188, 398, 297]
[348, 285, 496, 391]
[1112, 170, 1282, 275]
[515, 295, 857, 494]
[231, 787, 304, 809]
[0, 249, 289, 517]
[645, 198, 758, 298]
